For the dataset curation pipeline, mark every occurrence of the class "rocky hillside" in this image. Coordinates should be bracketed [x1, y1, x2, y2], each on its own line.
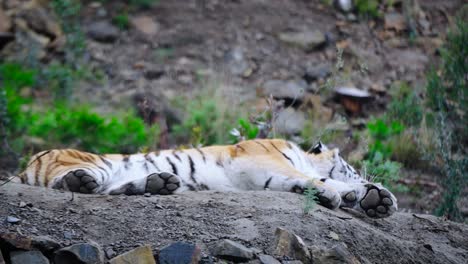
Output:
[1, 182, 467, 263]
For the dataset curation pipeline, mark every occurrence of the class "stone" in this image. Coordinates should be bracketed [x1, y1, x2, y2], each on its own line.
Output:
[159, 242, 201, 264]
[273, 108, 306, 135]
[55, 242, 104, 264]
[258, 254, 281, 264]
[278, 30, 326, 51]
[109, 245, 155, 264]
[31, 235, 61, 252]
[384, 12, 407, 32]
[18, 7, 62, 39]
[131, 16, 160, 36]
[0, 232, 32, 250]
[273, 228, 311, 264]
[311, 244, 360, 264]
[11, 251, 46, 264]
[261, 80, 306, 104]
[6, 216, 21, 224]
[211, 239, 255, 262]
[224, 47, 251, 77]
[231, 218, 260, 242]
[87, 21, 119, 42]
[10, 250, 49, 264]
[303, 63, 332, 84]
[0, 7, 12, 32]
[335, 0, 353, 12]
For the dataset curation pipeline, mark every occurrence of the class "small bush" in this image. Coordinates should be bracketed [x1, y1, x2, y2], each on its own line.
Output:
[355, 0, 381, 18]
[172, 90, 241, 146]
[303, 187, 319, 214]
[113, 12, 130, 30]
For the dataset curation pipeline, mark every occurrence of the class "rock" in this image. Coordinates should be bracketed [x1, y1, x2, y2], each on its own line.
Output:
[0, 32, 14, 49]
[6, 216, 21, 224]
[0, 232, 32, 250]
[278, 30, 326, 51]
[303, 63, 332, 84]
[273, 227, 311, 264]
[131, 16, 160, 36]
[224, 47, 251, 77]
[55, 242, 104, 264]
[261, 80, 306, 105]
[10, 250, 49, 264]
[282, 261, 303, 264]
[335, 87, 372, 115]
[87, 21, 119, 42]
[18, 7, 62, 39]
[105, 248, 116, 259]
[0, 7, 12, 32]
[334, 0, 353, 12]
[210, 239, 255, 262]
[328, 231, 340, 240]
[273, 108, 306, 135]
[384, 12, 407, 32]
[311, 244, 360, 264]
[109, 245, 155, 264]
[259, 254, 281, 264]
[158, 242, 201, 264]
[31, 235, 61, 252]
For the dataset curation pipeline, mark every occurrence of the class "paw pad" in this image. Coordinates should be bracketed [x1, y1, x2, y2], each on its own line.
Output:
[145, 172, 181, 195]
[359, 185, 397, 218]
[63, 169, 99, 194]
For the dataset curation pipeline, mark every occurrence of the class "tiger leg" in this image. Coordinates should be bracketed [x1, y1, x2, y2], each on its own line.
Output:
[105, 171, 181, 195]
[229, 157, 342, 209]
[317, 178, 398, 218]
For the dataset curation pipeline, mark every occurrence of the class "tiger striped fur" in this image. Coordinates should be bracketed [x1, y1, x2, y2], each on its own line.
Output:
[20, 139, 397, 218]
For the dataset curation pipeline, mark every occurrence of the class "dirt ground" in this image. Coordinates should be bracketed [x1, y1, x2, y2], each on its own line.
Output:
[0, 183, 467, 263]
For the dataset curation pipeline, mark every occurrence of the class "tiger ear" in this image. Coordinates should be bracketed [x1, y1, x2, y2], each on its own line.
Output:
[310, 141, 328, 154]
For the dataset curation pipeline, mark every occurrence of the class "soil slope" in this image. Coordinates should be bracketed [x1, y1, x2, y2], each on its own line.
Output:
[0, 182, 467, 263]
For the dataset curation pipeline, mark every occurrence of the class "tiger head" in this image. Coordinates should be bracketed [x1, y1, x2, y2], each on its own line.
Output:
[308, 142, 363, 183]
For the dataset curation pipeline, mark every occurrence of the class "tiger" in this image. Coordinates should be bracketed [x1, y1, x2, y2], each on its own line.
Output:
[19, 139, 397, 218]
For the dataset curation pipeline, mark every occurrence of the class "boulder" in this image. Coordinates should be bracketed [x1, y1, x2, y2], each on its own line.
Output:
[261, 80, 306, 105]
[87, 21, 119, 42]
[109, 245, 155, 264]
[273, 228, 312, 264]
[311, 244, 360, 264]
[54, 242, 104, 264]
[158, 242, 201, 264]
[131, 16, 160, 36]
[258, 254, 281, 264]
[10, 250, 49, 264]
[0, 232, 32, 250]
[278, 30, 326, 51]
[211, 239, 255, 262]
[273, 108, 306, 135]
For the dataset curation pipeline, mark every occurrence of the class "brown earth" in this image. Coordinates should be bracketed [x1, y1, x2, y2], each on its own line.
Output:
[0, 182, 467, 263]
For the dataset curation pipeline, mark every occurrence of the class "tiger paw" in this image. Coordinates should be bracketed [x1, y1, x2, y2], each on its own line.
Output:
[63, 169, 100, 194]
[357, 184, 398, 218]
[145, 172, 181, 195]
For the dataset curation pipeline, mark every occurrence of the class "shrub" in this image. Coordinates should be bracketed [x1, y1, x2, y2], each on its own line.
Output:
[113, 12, 130, 30]
[424, 19, 467, 221]
[172, 87, 244, 146]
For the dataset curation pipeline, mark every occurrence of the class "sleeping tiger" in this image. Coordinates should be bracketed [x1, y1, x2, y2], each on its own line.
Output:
[20, 139, 397, 218]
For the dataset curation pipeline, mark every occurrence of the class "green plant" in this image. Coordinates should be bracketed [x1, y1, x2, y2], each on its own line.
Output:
[424, 18, 467, 221]
[229, 118, 259, 143]
[366, 119, 404, 160]
[361, 152, 405, 192]
[303, 187, 319, 214]
[28, 104, 159, 153]
[129, 0, 158, 8]
[386, 82, 423, 127]
[355, 0, 381, 18]
[113, 12, 130, 30]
